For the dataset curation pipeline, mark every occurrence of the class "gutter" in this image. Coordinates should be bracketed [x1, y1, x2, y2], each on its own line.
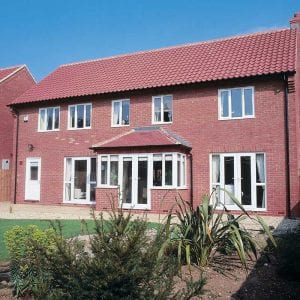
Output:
[189, 153, 194, 208]
[283, 73, 291, 218]
[13, 109, 19, 204]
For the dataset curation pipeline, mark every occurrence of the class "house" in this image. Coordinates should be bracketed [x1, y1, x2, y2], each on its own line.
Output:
[8, 13, 300, 217]
[0, 65, 35, 201]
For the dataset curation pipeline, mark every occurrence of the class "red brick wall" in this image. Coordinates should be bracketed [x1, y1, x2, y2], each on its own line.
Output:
[0, 67, 35, 160]
[12, 76, 299, 216]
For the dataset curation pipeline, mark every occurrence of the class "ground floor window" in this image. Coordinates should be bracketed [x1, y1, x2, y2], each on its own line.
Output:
[64, 157, 96, 203]
[98, 152, 187, 209]
[210, 153, 266, 210]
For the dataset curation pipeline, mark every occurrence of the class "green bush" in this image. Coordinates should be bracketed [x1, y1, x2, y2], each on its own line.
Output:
[4, 225, 58, 298]
[15, 210, 205, 299]
[171, 190, 276, 268]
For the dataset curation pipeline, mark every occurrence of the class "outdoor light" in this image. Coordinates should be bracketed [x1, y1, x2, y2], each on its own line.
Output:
[27, 144, 34, 151]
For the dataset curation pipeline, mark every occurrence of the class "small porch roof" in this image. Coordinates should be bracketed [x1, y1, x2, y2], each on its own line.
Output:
[90, 127, 191, 150]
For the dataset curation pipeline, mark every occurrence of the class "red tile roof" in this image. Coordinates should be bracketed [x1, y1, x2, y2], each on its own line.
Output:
[91, 127, 191, 149]
[12, 28, 296, 105]
[0, 65, 23, 83]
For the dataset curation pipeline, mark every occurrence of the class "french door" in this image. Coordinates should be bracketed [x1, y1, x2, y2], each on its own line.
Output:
[64, 157, 96, 203]
[25, 157, 41, 201]
[219, 153, 256, 210]
[120, 155, 150, 209]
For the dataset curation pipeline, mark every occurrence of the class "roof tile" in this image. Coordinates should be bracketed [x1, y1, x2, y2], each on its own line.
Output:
[12, 28, 297, 105]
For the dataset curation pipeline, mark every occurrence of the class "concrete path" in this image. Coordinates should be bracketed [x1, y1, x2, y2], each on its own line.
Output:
[0, 202, 166, 223]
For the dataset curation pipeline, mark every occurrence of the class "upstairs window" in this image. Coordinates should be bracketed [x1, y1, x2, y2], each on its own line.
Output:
[68, 103, 92, 129]
[112, 99, 130, 126]
[38, 107, 60, 131]
[219, 87, 254, 120]
[152, 95, 173, 124]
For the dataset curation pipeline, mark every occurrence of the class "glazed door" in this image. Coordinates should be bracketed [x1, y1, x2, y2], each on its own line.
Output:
[25, 158, 41, 201]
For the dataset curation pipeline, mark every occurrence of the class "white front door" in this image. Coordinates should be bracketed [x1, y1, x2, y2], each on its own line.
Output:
[120, 155, 150, 209]
[25, 157, 41, 201]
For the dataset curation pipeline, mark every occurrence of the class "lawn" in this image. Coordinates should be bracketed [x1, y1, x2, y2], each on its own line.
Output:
[0, 219, 97, 262]
[0, 218, 159, 262]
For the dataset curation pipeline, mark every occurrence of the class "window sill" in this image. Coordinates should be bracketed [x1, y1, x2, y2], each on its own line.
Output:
[215, 205, 266, 212]
[111, 124, 130, 128]
[63, 201, 96, 205]
[218, 116, 255, 121]
[37, 129, 60, 132]
[152, 121, 173, 125]
[67, 127, 92, 130]
[120, 204, 151, 210]
[25, 199, 40, 202]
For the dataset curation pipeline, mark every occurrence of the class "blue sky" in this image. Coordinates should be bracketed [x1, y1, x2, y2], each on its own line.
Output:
[0, 0, 299, 81]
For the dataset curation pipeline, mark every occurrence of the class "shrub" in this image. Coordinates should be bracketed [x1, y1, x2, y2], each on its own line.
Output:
[171, 190, 276, 269]
[16, 210, 206, 299]
[4, 225, 58, 297]
[276, 224, 300, 281]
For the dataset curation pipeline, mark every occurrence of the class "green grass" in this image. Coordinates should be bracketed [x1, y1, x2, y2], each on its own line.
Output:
[0, 219, 159, 262]
[0, 219, 96, 262]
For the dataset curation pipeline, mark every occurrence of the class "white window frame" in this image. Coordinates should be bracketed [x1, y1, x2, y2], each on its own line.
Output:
[209, 152, 266, 211]
[68, 103, 92, 130]
[99, 155, 119, 187]
[218, 87, 255, 120]
[63, 156, 97, 204]
[111, 99, 130, 127]
[38, 107, 60, 132]
[152, 95, 173, 124]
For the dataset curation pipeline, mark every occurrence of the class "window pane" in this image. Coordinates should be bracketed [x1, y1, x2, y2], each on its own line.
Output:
[221, 91, 229, 117]
[231, 89, 242, 117]
[122, 100, 130, 125]
[110, 161, 118, 186]
[165, 155, 173, 186]
[163, 96, 172, 122]
[122, 159, 132, 203]
[65, 183, 71, 201]
[85, 105, 91, 127]
[90, 158, 97, 182]
[244, 88, 253, 116]
[39, 109, 46, 130]
[177, 155, 181, 187]
[257, 186, 265, 208]
[212, 155, 220, 183]
[46, 107, 53, 130]
[182, 156, 186, 186]
[90, 183, 96, 202]
[77, 105, 84, 128]
[224, 156, 234, 205]
[65, 158, 72, 181]
[30, 164, 38, 180]
[113, 102, 120, 125]
[54, 108, 59, 129]
[154, 98, 161, 122]
[70, 106, 75, 128]
[74, 160, 87, 200]
[101, 159, 108, 185]
[241, 156, 252, 206]
[138, 160, 148, 204]
[153, 154, 162, 186]
[256, 154, 265, 183]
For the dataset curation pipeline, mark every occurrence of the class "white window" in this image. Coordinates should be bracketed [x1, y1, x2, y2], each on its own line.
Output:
[38, 107, 60, 131]
[210, 153, 266, 210]
[152, 95, 173, 124]
[100, 155, 119, 186]
[68, 103, 92, 129]
[218, 87, 254, 120]
[112, 99, 130, 126]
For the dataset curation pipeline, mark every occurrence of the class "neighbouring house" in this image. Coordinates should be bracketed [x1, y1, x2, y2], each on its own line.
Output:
[8, 13, 300, 217]
[0, 65, 35, 201]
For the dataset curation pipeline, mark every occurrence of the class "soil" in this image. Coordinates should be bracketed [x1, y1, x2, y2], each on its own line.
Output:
[1, 254, 299, 300]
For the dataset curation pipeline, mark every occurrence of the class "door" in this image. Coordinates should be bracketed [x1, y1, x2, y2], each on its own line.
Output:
[64, 157, 96, 203]
[220, 153, 255, 210]
[120, 155, 150, 209]
[25, 158, 41, 201]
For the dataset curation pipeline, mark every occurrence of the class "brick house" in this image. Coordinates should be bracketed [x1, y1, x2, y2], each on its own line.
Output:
[0, 65, 35, 200]
[8, 14, 300, 217]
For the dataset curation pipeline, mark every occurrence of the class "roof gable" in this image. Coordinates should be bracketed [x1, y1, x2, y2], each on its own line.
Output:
[0, 65, 24, 83]
[12, 28, 297, 105]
